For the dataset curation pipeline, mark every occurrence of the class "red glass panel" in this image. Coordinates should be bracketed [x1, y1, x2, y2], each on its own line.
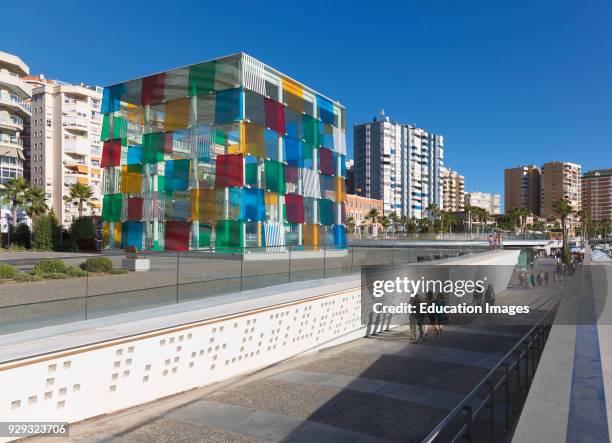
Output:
[127, 197, 144, 221]
[285, 193, 304, 224]
[215, 153, 244, 188]
[319, 148, 334, 175]
[101, 139, 121, 167]
[165, 220, 190, 251]
[141, 73, 165, 106]
[264, 97, 285, 134]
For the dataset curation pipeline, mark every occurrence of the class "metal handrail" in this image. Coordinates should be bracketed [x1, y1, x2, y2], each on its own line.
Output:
[421, 304, 558, 443]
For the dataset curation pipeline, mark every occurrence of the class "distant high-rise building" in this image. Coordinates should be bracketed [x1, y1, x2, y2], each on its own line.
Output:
[0, 51, 31, 185]
[504, 165, 541, 215]
[30, 77, 103, 226]
[465, 191, 501, 215]
[540, 161, 581, 218]
[582, 168, 612, 222]
[345, 159, 355, 194]
[354, 111, 443, 218]
[441, 167, 464, 212]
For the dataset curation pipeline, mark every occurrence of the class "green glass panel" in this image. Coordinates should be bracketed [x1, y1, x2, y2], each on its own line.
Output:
[198, 223, 212, 248]
[214, 127, 227, 146]
[142, 133, 165, 163]
[215, 220, 244, 252]
[189, 61, 216, 96]
[101, 194, 123, 222]
[302, 114, 319, 147]
[245, 163, 258, 186]
[113, 116, 128, 140]
[101, 114, 111, 141]
[319, 198, 334, 226]
[264, 160, 285, 194]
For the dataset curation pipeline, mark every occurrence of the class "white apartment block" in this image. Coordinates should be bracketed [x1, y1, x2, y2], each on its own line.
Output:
[441, 167, 464, 212]
[464, 191, 501, 215]
[354, 112, 444, 218]
[30, 77, 103, 226]
[0, 51, 31, 185]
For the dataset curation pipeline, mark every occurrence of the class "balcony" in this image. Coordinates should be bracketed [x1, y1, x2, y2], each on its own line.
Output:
[0, 134, 23, 148]
[63, 115, 89, 131]
[0, 69, 32, 98]
[0, 90, 31, 115]
[0, 114, 24, 131]
[63, 137, 91, 155]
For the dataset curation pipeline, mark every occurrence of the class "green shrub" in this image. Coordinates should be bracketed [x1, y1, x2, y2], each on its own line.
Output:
[70, 217, 96, 252]
[108, 268, 129, 275]
[65, 266, 87, 277]
[13, 272, 44, 282]
[0, 264, 16, 279]
[13, 223, 31, 249]
[32, 214, 58, 251]
[5, 244, 26, 251]
[33, 259, 66, 275]
[80, 257, 113, 273]
[41, 272, 69, 279]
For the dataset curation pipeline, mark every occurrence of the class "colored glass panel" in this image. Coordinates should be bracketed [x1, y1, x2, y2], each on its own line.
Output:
[188, 61, 216, 96]
[215, 154, 243, 188]
[142, 132, 168, 163]
[121, 165, 143, 194]
[317, 95, 335, 126]
[319, 148, 334, 175]
[264, 128, 279, 160]
[303, 224, 320, 248]
[302, 114, 319, 147]
[215, 88, 243, 124]
[101, 139, 121, 168]
[164, 159, 190, 193]
[127, 144, 143, 165]
[264, 160, 285, 194]
[244, 89, 266, 127]
[215, 220, 244, 252]
[243, 188, 265, 221]
[285, 166, 300, 194]
[264, 97, 285, 134]
[333, 225, 346, 248]
[121, 222, 143, 249]
[335, 176, 346, 202]
[198, 223, 212, 247]
[165, 98, 190, 131]
[141, 73, 165, 106]
[242, 121, 265, 157]
[165, 220, 190, 251]
[284, 108, 300, 138]
[284, 136, 302, 168]
[319, 198, 334, 226]
[101, 194, 122, 222]
[101, 84, 125, 114]
[285, 194, 304, 224]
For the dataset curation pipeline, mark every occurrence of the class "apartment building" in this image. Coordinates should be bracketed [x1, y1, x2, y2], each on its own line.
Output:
[0, 51, 31, 185]
[30, 77, 103, 225]
[465, 191, 501, 215]
[441, 167, 464, 212]
[504, 165, 541, 215]
[540, 161, 581, 218]
[346, 194, 383, 226]
[354, 111, 443, 218]
[582, 168, 612, 222]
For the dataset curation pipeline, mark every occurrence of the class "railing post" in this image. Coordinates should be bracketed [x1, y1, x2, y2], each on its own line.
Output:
[503, 363, 510, 432]
[176, 251, 179, 304]
[524, 341, 530, 389]
[487, 380, 495, 441]
[288, 246, 292, 283]
[514, 350, 521, 396]
[323, 246, 327, 278]
[463, 405, 473, 443]
[240, 250, 244, 291]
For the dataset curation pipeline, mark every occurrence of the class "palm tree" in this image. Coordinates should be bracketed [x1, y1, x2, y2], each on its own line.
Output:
[575, 209, 589, 243]
[24, 186, 48, 222]
[552, 198, 573, 263]
[601, 218, 611, 244]
[365, 208, 379, 225]
[63, 183, 97, 218]
[388, 212, 400, 234]
[441, 211, 459, 234]
[427, 203, 439, 227]
[517, 208, 532, 235]
[0, 177, 28, 230]
[346, 216, 356, 234]
[464, 205, 474, 233]
[379, 215, 390, 234]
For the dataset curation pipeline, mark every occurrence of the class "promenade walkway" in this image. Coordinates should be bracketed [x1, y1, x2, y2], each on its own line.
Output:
[42, 287, 559, 443]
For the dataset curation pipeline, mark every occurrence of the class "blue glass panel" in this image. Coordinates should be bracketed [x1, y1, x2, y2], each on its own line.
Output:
[284, 108, 300, 138]
[214, 88, 243, 124]
[316, 96, 334, 126]
[333, 225, 346, 248]
[194, 124, 213, 161]
[338, 154, 347, 177]
[227, 187, 243, 220]
[101, 84, 125, 114]
[127, 144, 143, 165]
[264, 128, 279, 160]
[164, 159, 190, 193]
[173, 198, 190, 220]
[121, 221, 143, 249]
[243, 188, 265, 221]
[284, 136, 302, 168]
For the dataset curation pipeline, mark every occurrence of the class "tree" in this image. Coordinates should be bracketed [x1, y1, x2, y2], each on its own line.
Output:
[427, 203, 439, 227]
[346, 216, 356, 234]
[388, 212, 400, 234]
[464, 205, 474, 233]
[63, 183, 97, 218]
[365, 208, 379, 225]
[601, 218, 611, 244]
[0, 177, 28, 230]
[32, 214, 56, 250]
[552, 199, 573, 264]
[379, 215, 390, 233]
[575, 209, 589, 242]
[24, 186, 48, 222]
[441, 211, 459, 234]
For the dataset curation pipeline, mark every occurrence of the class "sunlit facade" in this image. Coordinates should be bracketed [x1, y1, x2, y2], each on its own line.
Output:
[100, 53, 347, 252]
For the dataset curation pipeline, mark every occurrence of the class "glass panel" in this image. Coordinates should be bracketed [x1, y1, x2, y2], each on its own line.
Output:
[215, 154, 243, 188]
[264, 160, 285, 194]
[165, 220, 190, 251]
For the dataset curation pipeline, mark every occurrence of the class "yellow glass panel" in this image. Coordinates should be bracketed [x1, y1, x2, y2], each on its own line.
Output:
[282, 77, 302, 97]
[102, 222, 110, 248]
[114, 222, 122, 245]
[265, 192, 278, 206]
[335, 177, 347, 202]
[126, 104, 144, 125]
[242, 121, 265, 157]
[189, 188, 199, 220]
[164, 97, 190, 131]
[303, 224, 319, 247]
[121, 165, 143, 193]
[199, 188, 218, 222]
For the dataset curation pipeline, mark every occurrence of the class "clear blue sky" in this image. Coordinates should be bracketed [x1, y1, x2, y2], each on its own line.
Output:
[4, 0, 611, 201]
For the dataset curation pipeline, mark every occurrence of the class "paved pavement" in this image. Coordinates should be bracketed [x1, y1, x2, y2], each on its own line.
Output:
[34, 286, 561, 443]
